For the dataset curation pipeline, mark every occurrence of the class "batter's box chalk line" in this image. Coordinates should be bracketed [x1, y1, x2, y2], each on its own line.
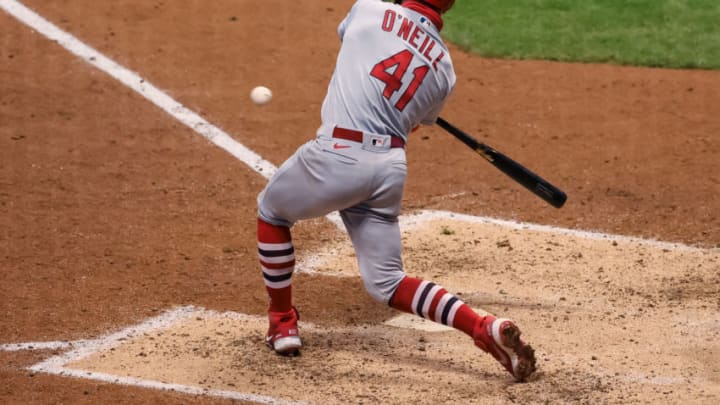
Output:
[3, 305, 455, 403]
[297, 209, 717, 276]
[19, 306, 311, 405]
[2, 0, 712, 283]
[11, 304, 707, 402]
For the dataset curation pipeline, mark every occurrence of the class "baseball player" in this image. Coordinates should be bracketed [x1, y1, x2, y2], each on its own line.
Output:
[256, 0, 537, 381]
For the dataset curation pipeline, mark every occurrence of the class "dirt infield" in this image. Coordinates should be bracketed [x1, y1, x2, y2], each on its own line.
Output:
[1, 0, 719, 404]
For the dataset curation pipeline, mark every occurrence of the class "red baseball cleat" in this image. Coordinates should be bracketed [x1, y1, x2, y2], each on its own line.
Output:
[265, 307, 302, 356]
[473, 316, 537, 382]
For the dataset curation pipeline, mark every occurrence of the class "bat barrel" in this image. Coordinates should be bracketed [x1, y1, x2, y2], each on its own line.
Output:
[436, 117, 567, 209]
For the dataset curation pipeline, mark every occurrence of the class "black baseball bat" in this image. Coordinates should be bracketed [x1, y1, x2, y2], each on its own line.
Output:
[436, 117, 567, 208]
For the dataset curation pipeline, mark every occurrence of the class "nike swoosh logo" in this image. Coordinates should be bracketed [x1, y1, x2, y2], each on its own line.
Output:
[333, 143, 351, 149]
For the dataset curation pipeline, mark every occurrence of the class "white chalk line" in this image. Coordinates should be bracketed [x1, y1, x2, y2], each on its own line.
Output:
[1, 0, 717, 400]
[27, 306, 198, 371]
[37, 369, 308, 405]
[9, 306, 708, 395]
[2, 0, 714, 283]
[297, 209, 718, 275]
[401, 210, 718, 253]
[0, 341, 86, 351]
[3, 0, 712, 256]
[23, 306, 308, 405]
[0, 0, 277, 180]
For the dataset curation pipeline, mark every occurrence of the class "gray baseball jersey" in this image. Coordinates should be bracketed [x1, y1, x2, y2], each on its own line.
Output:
[258, 0, 456, 303]
[319, 0, 456, 141]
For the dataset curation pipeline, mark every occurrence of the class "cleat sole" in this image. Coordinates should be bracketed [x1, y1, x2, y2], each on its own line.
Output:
[500, 323, 537, 382]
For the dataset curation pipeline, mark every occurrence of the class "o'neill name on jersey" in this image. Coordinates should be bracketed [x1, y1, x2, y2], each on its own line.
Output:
[381, 9, 446, 71]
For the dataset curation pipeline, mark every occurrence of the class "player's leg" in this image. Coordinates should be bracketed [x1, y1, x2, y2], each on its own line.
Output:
[256, 139, 375, 355]
[258, 138, 372, 223]
[256, 144, 310, 356]
[390, 276, 537, 381]
[257, 217, 301, 355]
[340, 207, 481, 331]
[340, 206, 536, 381]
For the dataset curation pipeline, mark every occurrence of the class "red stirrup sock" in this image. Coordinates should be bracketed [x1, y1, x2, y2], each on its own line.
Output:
[257, 218, 295, 313]
[389, 276, 479, 337]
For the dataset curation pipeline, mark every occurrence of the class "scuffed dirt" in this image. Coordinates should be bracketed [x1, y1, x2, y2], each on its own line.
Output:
[2, 0, 719, 404]
[65, 218, 719, 404]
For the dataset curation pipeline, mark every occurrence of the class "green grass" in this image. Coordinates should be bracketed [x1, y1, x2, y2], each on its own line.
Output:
[441, 0, 720, 69]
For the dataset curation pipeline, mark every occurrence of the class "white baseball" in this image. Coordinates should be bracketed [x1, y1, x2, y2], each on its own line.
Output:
[250, 86, 273, 105]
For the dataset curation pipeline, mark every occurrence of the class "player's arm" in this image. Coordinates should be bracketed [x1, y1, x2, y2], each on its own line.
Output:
[338, 0, 366, 40]
[419, 89, 453, 126]
[419, 71, 456, 125]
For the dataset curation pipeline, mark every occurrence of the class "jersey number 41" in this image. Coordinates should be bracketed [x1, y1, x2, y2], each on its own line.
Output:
[370, 50, 429, 112]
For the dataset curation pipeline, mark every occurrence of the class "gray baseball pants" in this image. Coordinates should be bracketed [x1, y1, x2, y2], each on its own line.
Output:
[257, 133, 407, 303]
